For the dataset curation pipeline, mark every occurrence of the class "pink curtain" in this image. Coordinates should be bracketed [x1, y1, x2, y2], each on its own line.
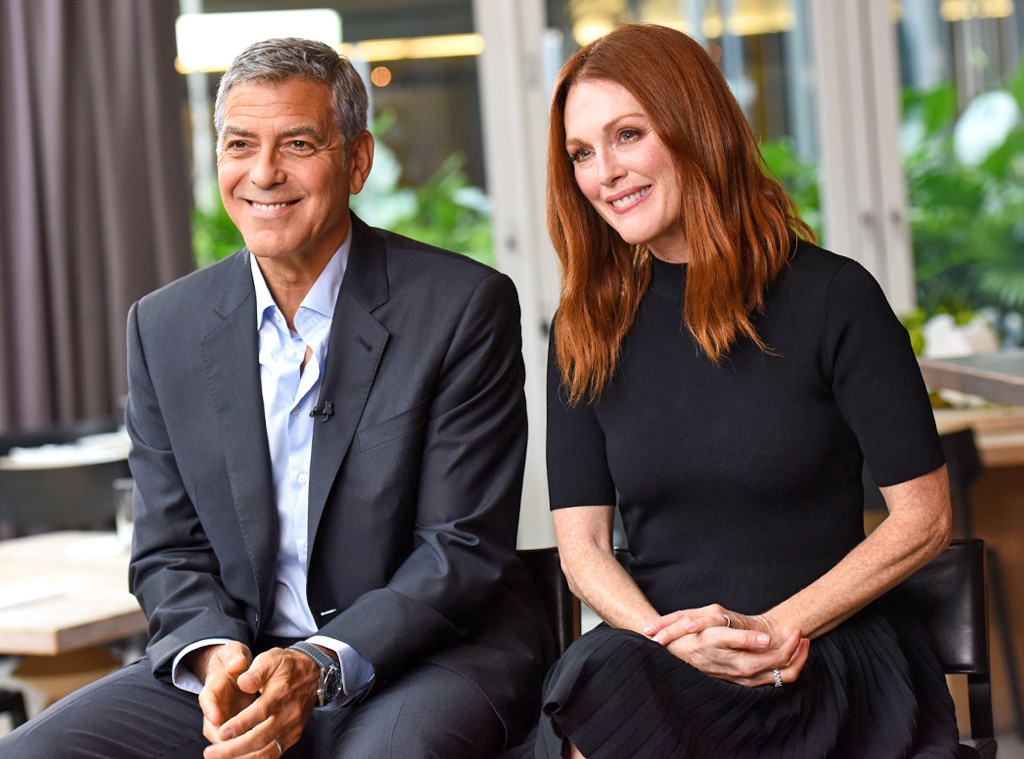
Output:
[0, 0, 193, 433]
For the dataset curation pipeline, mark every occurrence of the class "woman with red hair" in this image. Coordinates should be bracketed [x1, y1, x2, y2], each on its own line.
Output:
[536, 23, 959, 758]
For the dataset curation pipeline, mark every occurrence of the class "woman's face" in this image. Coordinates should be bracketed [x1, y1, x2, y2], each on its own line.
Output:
[563, 78, 687, 263]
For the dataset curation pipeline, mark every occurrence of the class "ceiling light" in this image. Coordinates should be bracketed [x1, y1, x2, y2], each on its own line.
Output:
[175, 9, 342, 74]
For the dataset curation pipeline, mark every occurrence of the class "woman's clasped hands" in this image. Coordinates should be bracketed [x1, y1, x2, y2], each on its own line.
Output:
[642, 604, 810, 688]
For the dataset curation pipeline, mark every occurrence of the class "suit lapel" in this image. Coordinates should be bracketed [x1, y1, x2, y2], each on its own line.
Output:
[200, 251, 278, 612]
[307, 217, 390, 547]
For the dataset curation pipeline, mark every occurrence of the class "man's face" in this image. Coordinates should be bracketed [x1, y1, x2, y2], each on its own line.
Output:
[216, 79, 372, 269]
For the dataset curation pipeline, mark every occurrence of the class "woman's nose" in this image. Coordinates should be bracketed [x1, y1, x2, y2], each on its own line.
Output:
[597, 150, 625, 186]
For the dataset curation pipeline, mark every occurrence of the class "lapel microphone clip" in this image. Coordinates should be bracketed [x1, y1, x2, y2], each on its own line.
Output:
[310, 401, 334, 422]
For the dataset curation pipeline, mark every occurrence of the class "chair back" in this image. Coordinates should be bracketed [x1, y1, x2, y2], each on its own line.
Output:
[0, 416, 129, 534]
[899, 539, 995, 745]
[0, 458, 131, 533]
[938, 428, 983, 538]
[517, 547, 579, 655]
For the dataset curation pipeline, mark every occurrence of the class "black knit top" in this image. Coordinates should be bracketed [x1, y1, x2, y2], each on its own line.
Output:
[547, 242, 944, 616]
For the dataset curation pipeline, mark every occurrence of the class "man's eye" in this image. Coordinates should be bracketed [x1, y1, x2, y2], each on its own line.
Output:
[289, 140, 314, 152]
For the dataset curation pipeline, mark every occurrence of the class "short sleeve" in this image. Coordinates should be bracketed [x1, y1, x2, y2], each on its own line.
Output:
[827, 260, 945, 487]
[546, 329, 617, 510]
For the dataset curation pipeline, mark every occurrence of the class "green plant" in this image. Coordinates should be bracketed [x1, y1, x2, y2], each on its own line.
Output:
[351, 111, 493, 266]
[902, 64, 1024, 316]
[758, 137, 823, 241]
[191, 189, 245, 269]
[761, 63, 1024, 327]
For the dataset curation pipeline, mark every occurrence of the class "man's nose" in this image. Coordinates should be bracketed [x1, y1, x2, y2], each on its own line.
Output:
[249, 147, 285, 188]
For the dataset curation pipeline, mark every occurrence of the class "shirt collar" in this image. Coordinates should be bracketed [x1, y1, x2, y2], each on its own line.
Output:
[250, 226, 352, 329]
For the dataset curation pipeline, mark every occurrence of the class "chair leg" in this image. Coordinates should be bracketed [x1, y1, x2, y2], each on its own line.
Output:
[968, 675, 996, 740]
[0, 688, 27, 728]
[987, 549, 1024, 738]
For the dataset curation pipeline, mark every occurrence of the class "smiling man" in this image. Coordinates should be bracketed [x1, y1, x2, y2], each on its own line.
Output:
[0, 38, 550, 759]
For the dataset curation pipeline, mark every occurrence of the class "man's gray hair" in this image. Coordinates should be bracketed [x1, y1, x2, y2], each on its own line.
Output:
[213, 37, 368, 148]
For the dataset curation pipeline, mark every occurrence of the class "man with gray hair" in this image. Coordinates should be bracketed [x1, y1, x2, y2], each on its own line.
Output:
[1, 38, 550, 758]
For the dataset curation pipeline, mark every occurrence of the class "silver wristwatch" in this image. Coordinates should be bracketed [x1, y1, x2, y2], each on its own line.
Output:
[289, 640, 342, 707]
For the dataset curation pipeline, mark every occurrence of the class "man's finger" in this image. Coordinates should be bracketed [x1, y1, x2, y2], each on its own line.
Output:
[217, 698, 270, 742]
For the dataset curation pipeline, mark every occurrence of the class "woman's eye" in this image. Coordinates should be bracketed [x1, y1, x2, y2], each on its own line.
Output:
[570, 148, 593, 164]
[619, 128, 642, 142]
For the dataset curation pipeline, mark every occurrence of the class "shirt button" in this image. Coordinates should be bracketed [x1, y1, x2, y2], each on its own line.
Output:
[291, 407, 300, 415]
[274, 313, 283, 323]
[287, 348, 297, 358]
[298, 472, 309, 484]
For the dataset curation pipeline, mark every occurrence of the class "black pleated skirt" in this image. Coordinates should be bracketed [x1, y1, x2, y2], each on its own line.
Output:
[521, 600, 959, 759]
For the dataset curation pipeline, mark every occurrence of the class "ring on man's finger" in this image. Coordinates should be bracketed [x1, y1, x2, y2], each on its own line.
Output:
[723, 614, 732, 628]
[275, 739, 284, 755]
[772, 668, 783, 688]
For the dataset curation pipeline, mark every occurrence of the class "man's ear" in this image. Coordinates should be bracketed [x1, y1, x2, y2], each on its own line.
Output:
[347, 131, 374, 195]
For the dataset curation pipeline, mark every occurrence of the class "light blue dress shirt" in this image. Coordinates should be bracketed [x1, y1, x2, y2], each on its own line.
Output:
[172, 232, 374, 705]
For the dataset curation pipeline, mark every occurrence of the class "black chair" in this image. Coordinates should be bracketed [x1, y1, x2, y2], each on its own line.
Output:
[517, 547, 579, 655]
[865, 427, 1024, 739]
[900, 539, 996, 758]
[0, 416, 130, 535]
[940, 427, 1024, 739]
[0, 688, 27, 729]
[0, 458, 131, 534]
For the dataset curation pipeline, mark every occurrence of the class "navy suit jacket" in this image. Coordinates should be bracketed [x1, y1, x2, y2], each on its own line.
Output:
[125, 215, 550, 744]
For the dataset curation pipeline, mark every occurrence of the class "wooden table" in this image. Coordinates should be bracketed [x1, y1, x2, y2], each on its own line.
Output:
[919, 349, 1024, 408]
[0, 531, 146, 655]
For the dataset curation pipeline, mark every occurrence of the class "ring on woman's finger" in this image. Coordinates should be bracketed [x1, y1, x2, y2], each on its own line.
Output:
[772, 668, 783, 688]
[274, 739, 284, 755]
[723, 614, 732, 628]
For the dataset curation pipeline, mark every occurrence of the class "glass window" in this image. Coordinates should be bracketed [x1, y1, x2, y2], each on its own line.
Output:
[896, 0, 1024, 349]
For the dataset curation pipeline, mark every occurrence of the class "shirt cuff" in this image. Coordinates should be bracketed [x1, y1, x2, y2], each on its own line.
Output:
[308, 635, 375, 708]
[171, 638, 234, 694]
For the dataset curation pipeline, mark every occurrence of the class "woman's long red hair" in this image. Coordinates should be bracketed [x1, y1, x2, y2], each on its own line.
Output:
[548, 23, 815, 404]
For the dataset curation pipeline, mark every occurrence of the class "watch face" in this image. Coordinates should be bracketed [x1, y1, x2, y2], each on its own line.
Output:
[320, 666, 342, 705]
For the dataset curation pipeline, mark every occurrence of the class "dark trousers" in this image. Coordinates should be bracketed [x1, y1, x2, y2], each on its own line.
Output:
[0, 657, 504, 758]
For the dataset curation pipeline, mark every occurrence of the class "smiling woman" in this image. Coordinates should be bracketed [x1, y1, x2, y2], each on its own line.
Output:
[516, 23, 962, 759]
[563, 79, 685, 264]
[546, 24, 812, 404]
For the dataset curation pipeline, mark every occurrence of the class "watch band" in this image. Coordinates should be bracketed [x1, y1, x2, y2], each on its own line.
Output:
[289, 641, 341, 706]
[290, 640, 335, 671]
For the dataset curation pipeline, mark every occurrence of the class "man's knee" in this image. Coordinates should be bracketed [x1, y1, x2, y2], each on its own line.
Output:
[323, 714, 502, 759]
[320, 664, 504, 759]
